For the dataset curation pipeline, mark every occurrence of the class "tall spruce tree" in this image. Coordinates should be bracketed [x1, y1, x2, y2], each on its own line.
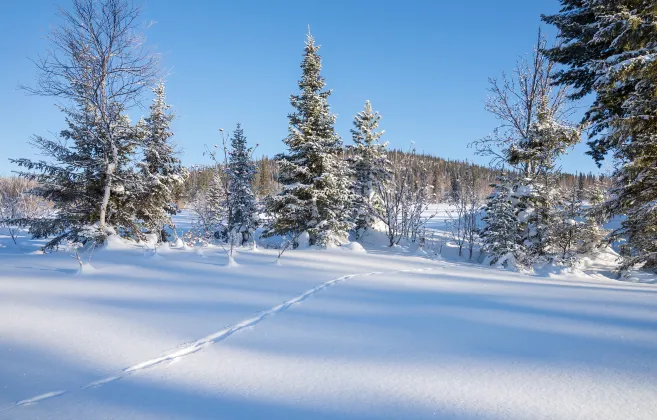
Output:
[137, 83, 187, 242]
[265, 31, 352, 247]
[347, 100, 391, 235]
[543, 1, 657, 272]
[480, 175, 524, 267]
[226, 124, 259, 245]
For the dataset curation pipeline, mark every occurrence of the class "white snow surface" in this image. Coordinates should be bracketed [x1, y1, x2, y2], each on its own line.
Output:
[1, 210, 657, 419]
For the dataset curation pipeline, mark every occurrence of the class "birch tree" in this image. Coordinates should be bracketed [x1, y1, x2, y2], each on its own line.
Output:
[12, 0, 159, 247]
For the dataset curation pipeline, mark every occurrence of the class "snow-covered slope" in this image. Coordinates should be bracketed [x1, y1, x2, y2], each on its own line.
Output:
[1, 221, 656, 419]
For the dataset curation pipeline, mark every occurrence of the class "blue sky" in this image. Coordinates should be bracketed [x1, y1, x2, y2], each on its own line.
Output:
[0, 0, 605, 175]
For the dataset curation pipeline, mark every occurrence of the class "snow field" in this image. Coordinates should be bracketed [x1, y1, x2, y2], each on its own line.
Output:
[1, 219, 657, 419]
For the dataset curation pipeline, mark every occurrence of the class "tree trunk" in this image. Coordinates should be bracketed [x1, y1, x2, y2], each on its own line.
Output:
[99, 143, 118, 231]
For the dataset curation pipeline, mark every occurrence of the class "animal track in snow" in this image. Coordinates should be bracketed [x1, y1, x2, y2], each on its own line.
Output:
[2, 266, 439, 412]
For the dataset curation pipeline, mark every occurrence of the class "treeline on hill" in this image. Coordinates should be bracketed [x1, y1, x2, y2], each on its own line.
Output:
[2, 0, 654, 276]
[182, 153, 603, 204]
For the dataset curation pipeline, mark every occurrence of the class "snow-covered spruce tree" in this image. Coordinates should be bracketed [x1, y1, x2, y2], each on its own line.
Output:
[101, 110, 147, 240]
[137, 83, 188, 243]
[584, 179, 610, 228]
[480, 175, 524, 268]
[12, 100, 141, 249]
[544, 0, 657, 272]
[579, 181, 609, 255]
[506, 105, 580, 175]
[449, 170, 461, 202]
[265, 31, 352, 247]
[226, 124, 259, 246]
[550, 184, 585, 263]
[512, 105, 581, 261]
[347, 100, 391, 236]
[11, 0, 158, 249]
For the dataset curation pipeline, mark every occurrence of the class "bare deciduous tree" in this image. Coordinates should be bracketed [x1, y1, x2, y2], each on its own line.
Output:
[371, 149, 435, 247]
[21, 0, 159, 231]
[471, 29, 571, 175]
[446, 170, 484, 259]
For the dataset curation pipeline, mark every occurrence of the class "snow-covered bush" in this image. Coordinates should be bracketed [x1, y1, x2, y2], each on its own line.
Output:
[446, 169, 484, 259]
[0, 177, 51, 245]
[371, 148, 436, 247]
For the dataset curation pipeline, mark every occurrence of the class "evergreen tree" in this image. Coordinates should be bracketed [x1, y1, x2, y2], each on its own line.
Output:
[506, 105, 580, 173]
[543, 0, 657, 272]
[577, 173, 585, 200]
[137, 83, 188, 242]
[255, 156, 274, 198]
[579, 180, 610, 255]
[10, 0, 160, 249]
[265, 31, 352, 247]
[449, 170, 461, 202]
[11, 99, 139, 249]
[103, 110, 145, 240]
[511, 106, 580, 262]
[480, 175, 523, 267]
[226, 124, 259, 245]
[347, 100, 391, 235]
[550, 184, 585, 263]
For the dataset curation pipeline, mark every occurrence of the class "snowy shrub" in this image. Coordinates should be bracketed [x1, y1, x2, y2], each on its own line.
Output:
[446, 169, 484, 259]
[0, 177, 51, 245]
[371, 149, 436, 247]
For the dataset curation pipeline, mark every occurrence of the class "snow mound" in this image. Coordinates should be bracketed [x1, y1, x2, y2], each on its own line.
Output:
[413, 246, 428, 256]
[142, 233, 159, 248]
[342, 242, 366, 253]
[104, 234, 130, 251]
[169, 238, 185, 249]
[147, 251, 164, 260]
[296, 231, 311, 249]
[76, 263, 97, 276]
[226, 255, 239, 268]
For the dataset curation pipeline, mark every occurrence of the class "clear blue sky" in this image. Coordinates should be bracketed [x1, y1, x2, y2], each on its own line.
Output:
[0, 0, 605, 176]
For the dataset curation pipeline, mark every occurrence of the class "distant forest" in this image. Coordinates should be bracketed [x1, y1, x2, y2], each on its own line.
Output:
[183, 150, 606, 204]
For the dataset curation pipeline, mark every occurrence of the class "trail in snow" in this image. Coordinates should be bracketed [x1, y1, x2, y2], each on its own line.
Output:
[13, 392, 67, 408]
[2, 266, 439, 412]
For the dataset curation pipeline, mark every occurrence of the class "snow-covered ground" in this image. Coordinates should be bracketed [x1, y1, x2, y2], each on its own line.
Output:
[1, 211, 657, 419]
